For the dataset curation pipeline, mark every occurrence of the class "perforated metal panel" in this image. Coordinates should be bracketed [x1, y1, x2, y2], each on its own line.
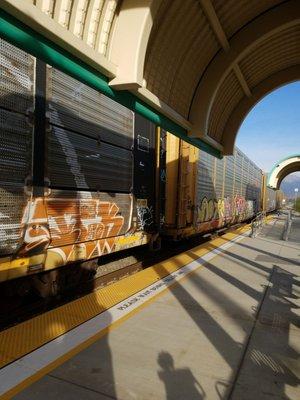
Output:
[0, 109, 32, 188]
[215, 157, 224, 198]
[196, 150, 216, 203]
[46, 67, 134, 193]
[0, 39, 34, 255]
[234, 149, 243, 195]
[256, 168, 262, 189]
[266, 187, 276, 212]
[241, 156, 250, 197]
[246, 166, 253, 198]
[47, 68, 134, 149]
[0, 39, 34, 114]
[48, 126, 132, 192]
[0, 188, 26, 255]
[240, 156, 262, 212]
[224, 155, 234, 197]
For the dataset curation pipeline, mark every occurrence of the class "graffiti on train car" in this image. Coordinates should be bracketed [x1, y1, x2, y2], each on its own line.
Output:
[195, 197, 231, 225]
[232, 196, 254, 221]
[224, 198, 232, 220]
[195, 196, 254, 228]
[136, 199, 154, 230]
[18, 197, 125, 264]
[137, 206, 154, 229]
[19, 198, 50, 254]
[196, 198, 219, 223]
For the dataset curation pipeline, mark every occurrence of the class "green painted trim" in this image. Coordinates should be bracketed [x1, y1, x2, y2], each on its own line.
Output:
[0, 9, 222, 159]
[267, 154, 300, 185]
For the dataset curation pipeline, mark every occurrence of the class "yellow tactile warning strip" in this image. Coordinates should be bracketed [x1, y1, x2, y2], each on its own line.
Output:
[0, 222, 249, 367]
[0, 225, 251, 371]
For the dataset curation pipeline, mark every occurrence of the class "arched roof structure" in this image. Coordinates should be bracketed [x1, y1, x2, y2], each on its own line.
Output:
[268, 155, 300, 189]
[1, 0, 300, 155]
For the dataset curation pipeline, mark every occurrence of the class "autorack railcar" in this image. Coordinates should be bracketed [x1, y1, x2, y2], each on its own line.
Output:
[0, 38, 157, 286]
[159, 133, 264, 240]
[0, 38, 280, 294]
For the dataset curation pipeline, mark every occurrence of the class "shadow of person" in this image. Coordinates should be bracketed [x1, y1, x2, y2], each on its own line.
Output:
[157, 351, 205, 400]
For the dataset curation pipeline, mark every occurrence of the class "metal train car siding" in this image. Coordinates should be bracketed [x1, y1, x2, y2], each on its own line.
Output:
[160, 133, 264, 239]
[0, 38, 157, 283]
[265, 187, 277, 212]
[0, 38, 279, 288]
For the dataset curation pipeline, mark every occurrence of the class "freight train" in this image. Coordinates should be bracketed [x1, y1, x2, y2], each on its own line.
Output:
[160, 133, 273, 240]
[0, 38, 282, 294]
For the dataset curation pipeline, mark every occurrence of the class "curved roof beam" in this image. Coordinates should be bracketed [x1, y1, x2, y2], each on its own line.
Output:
[268, 155, 300, 189]
[189, 0, 300, 141]
[277, 164, 300, 187]
[223, 66, 300, 155]
[109, 0, 162, 90]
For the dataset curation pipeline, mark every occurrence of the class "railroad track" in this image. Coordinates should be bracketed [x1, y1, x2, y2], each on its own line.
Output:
[0, 223, 244, 331]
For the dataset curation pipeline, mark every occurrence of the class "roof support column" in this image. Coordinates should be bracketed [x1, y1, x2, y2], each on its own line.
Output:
[108, 0, 162, 90]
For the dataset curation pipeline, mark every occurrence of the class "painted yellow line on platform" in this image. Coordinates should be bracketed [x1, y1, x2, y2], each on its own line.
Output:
[0, 225, 251, 399]
[0, 225, 250, 372]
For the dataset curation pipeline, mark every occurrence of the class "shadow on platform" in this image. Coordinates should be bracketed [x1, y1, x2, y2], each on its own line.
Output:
[157, 351, 205, 400]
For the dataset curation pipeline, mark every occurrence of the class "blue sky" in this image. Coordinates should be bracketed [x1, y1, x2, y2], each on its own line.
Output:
[236, 81, 300, 173]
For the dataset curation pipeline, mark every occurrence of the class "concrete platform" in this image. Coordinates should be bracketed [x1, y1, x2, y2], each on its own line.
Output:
[289, 213, 300, 244]
[12, 216, 300, 399]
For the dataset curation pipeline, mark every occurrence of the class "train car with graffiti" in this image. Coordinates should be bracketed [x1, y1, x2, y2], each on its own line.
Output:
[0, 37, 280, 295]
[0, 38, 158, 289]
[159, 133, 263, 239]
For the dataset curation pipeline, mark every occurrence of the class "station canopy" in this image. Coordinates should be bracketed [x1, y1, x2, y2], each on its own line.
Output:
[1, 0, 300, 155]
[268, 155, 300, 189]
